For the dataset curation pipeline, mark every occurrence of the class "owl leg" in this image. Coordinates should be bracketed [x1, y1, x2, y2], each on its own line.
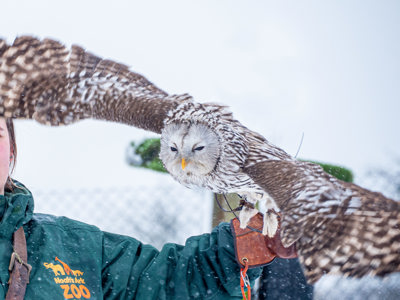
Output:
[237, 192, 258, 229]
[258, 194, 280, 237]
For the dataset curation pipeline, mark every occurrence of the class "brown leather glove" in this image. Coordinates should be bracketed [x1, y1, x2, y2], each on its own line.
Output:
[230, 213, 297, 268]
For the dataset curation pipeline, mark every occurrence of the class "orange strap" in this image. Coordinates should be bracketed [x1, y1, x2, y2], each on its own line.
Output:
[240, 259, 251, 300]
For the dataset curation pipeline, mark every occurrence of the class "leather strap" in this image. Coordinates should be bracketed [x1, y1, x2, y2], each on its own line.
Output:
[6, 227, 31, 300]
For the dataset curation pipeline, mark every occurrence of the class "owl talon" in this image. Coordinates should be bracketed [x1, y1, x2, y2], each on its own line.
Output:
[238, 207, 258, 229]
[262, 211, 279, 237]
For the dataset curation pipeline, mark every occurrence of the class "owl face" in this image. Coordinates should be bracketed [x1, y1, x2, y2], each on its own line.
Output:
[160, 123, 220, 180]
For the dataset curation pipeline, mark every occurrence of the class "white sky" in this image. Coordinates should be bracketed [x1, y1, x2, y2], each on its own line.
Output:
[1, 0, 399, 194]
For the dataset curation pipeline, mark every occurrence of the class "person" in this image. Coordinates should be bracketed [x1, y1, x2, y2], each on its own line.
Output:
[0, 117, 267, 299]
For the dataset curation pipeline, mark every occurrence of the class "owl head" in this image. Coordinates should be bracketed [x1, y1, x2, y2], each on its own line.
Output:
[160, 122, 221, 182]
[159, 101, 249, 191]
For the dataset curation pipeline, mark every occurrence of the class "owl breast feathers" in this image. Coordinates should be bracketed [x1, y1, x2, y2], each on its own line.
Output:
[1, 35, 399, 284]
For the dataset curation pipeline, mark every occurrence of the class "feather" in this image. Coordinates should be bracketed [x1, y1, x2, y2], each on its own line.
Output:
[245, 160, 400, 283]
[0, 36, 184, 133]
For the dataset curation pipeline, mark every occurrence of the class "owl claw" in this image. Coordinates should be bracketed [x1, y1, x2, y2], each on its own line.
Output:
[238, 207, 258, 229]
[262, 212, 279, 237]
[239, 208, 279, 237]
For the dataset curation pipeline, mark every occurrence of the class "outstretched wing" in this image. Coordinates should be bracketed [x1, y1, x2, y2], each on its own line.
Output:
[0, 36, 190, 133]
[245, 160, 400, 283]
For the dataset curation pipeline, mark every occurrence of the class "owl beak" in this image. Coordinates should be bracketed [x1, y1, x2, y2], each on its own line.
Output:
[181, 158, 187, 170]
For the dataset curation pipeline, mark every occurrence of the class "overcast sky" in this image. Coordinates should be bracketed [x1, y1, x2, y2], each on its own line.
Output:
[1, 0, 399, 197]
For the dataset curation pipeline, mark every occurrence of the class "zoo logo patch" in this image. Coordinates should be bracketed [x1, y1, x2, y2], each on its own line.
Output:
[43, 257, 91, 299]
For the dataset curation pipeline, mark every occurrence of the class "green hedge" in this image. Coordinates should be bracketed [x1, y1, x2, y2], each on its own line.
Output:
[127, 138, 167, 173]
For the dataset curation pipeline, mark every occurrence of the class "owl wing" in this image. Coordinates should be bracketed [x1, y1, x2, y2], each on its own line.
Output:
[0, 36, 189, 133]
[245, 159, 400, 283]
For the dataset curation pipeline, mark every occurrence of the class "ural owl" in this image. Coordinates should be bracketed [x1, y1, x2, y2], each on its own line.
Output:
[1, 36, 400, 283]
[0, 35, 287, 236]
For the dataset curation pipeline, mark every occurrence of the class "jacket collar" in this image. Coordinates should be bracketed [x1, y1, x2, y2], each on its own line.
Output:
[0, 181, 34, 239]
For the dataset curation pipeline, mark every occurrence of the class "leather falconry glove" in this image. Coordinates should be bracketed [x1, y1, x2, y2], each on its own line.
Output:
[231, 213, 297, 269]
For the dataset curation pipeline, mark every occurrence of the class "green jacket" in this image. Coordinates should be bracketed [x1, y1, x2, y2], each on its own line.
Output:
[0, 183, 260, 299]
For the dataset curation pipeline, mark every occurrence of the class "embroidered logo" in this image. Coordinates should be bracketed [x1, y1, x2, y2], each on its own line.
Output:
[43, 257, 91, 299]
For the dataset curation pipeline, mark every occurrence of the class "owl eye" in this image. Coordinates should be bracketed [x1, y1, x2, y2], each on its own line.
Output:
[170, 147, 178, 152]
[193, 146, 204, 151]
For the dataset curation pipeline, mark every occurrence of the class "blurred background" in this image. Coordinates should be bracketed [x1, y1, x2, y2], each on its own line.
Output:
[1, 1, 399, 250]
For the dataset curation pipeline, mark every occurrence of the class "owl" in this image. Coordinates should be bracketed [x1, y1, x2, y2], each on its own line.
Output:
[0, 35, 288, 236]
[1, 36, 400, 284]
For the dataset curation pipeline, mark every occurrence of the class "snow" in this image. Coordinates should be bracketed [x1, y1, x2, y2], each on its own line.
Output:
[1, 0, 399, 198]
[31, 168, 213, 249]
[314, 273, 400, 300]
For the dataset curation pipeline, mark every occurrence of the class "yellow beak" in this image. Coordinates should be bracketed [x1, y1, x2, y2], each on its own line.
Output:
[181, 158, 187, 170]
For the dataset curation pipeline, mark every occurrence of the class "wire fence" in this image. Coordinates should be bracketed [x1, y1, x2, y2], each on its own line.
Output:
[30, 184, 213, 250]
